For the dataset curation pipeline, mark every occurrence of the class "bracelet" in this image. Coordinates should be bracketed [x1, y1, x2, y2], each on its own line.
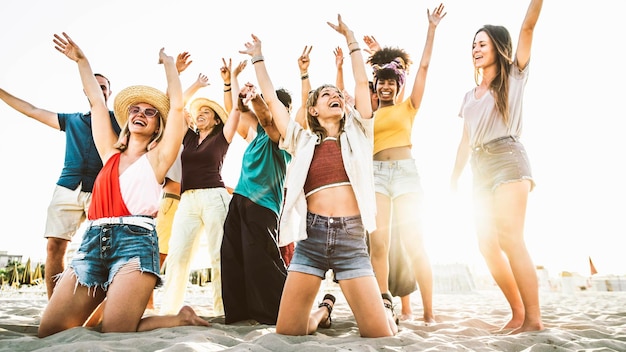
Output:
[349, 47, 361, 55]
[301, 73, 309, 80]
[224, 83, 231, 86]
[224, 88, 232, 92]
[347, 41, 358, 47]
[251, 55, 264, 64]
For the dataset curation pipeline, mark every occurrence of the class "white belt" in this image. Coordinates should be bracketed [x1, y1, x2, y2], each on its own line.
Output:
[89, 216, 155, 231]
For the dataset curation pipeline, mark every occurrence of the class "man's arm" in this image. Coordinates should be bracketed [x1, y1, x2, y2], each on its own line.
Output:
[0, 88, 60, 129]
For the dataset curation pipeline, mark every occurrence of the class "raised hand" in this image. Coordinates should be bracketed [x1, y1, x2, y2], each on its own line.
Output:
[158, 48, 174, 65]
[333, 46, 344, 69]
[195, 73, 209, 88]
[298, 45, 313, 73]
[363, 35, 381, 56]
[327, 14, 352, 37]
[233, 60, 247, 78]
[53, 32, 85, 62]
[427, 3, 447, 27]
[239, 82, 257, 105]
[239, 34, 262, 57]
[220, 58, 232, 83]
[176, 52, 192, 74]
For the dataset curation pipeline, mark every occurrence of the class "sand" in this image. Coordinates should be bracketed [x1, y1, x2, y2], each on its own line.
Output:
[1, 275, 626, 352]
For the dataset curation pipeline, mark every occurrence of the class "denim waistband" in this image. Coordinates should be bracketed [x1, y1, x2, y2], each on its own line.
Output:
[373, 159, 414, 170]
[89, 215, 155, 231]
[473, 135, 519, 151]
[307, 212, 361, 228]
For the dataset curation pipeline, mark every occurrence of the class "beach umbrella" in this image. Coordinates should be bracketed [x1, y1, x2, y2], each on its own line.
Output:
[589, 256, 598, 276]
[22, 258, 32, 285]
[10, 265, 19, 287]
[33, 262, 43, 284]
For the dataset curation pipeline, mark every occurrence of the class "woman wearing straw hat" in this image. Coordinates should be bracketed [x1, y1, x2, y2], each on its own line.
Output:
[38, 33, 210, 337]
[159, 88, 239, 317]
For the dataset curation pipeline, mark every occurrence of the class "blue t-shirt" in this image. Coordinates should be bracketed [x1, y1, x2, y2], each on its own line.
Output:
[57, 111, 120, 192]
[234, 124, 291, 215]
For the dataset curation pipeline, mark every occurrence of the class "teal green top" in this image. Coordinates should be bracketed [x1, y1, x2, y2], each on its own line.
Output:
[234, 124, 291, 215]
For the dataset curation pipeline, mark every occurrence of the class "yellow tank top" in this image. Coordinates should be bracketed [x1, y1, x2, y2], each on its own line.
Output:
[373, 99, 417, 155]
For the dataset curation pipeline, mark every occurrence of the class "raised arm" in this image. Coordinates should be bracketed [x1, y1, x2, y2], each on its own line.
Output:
[240, 34, 291, 138]
[327, 14, 372, 119]
[183, 73, 209, 108]
[154, 48, 185, 181]
[409, 3, 446, 110]
[222, 64, 242, 143]
[516, 0, 542, 70]
[296, 45, 312, 127]
[53, 32, 115, 160]
[333, 47, 345, 92]
[0, 88, 59, 129]
[220, 58, 234, 113]
[230, 60, 258, 141]
[222, 100, 242, 144]
[246, 84, 282, 143]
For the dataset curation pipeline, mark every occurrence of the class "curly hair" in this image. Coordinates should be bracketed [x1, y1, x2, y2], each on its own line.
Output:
[367, 46, 412, 70]
[369, 47, 412, 93]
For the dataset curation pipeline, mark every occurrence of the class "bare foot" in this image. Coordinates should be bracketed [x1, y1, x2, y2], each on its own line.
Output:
[178, 306, 210, 327]
[500, 316, 524, 331]
[423, 315, 436, 326]
[509, 321, 545, 334]
[386, 313, 399, 335]
[398, 313, 413, 321]
[382, 299, 399, 335]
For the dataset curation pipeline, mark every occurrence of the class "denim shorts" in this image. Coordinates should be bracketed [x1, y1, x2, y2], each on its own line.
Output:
[70, 216, 161, 292]
[470, 136, 535, 193]
[288, 212, 374, 281]
[373, 159, 424, 199]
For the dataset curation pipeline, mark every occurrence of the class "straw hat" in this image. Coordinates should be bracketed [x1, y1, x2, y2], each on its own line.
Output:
[113, 85, 170, 128]
[189, 97, 228, 124]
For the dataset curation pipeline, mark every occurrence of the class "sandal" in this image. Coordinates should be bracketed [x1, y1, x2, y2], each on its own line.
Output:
[318, 293, 336, 329]
[382, 292, 399, 325]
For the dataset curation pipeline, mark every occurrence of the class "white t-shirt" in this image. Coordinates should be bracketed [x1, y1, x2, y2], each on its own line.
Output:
[459, 61, 530, 148]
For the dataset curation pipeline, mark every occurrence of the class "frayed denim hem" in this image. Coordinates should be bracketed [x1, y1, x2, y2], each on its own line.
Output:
[492, 176, 535, 193]
[67, 257, 162, 295]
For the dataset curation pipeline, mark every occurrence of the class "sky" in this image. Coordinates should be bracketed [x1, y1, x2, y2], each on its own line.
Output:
[0, 0, 624, 278]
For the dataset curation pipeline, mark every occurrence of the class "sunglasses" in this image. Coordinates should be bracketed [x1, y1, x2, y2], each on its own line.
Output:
[128, 105, 159, 118]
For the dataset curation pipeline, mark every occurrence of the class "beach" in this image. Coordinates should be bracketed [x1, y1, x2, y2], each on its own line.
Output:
[2, 272, 626, 352]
